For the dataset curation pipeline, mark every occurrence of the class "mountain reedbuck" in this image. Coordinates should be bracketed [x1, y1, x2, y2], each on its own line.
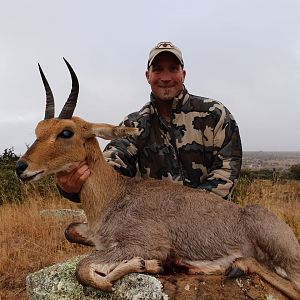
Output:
[16, 59, 300, 299]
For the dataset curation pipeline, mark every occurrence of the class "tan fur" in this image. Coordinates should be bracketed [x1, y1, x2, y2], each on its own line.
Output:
[17, 116, 300, 299]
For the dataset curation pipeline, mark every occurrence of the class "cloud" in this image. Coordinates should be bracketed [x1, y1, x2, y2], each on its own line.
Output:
[0, 1, 300, 152]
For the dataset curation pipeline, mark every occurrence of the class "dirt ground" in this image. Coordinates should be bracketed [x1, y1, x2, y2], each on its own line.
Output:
[158, 273, 290, 300]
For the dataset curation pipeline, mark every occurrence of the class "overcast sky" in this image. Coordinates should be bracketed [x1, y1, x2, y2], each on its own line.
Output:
[0, 0, 299, 155]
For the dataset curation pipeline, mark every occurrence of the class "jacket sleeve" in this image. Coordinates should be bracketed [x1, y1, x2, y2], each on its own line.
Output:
[197, 104, 242, 200]
[103, 136, 139, 177]
[103, 115, 140, 177]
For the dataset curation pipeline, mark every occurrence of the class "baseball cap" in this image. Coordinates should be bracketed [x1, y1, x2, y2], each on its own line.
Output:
[147, 42, 184, 69]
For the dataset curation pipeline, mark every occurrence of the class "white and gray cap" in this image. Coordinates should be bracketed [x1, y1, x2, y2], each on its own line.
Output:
[147, 42, 184, 69]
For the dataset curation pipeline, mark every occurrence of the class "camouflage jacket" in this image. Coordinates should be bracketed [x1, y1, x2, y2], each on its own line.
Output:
[104, 88, 242, 199]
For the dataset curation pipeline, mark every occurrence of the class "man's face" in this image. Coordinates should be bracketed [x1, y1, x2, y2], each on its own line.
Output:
[146, 52, 186, 101]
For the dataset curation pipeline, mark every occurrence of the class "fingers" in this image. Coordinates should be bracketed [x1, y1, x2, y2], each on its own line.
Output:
[58, 161, 86, 176]
[73, 165, 90, 189]
[56, 161, 90, 194]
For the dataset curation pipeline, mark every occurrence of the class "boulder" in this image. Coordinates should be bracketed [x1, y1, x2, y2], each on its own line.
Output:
[26, 256, 168, 300]
[39, 209, 86, 221]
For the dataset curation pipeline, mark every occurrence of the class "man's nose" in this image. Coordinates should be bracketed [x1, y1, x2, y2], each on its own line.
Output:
[160, 70, 172, 81]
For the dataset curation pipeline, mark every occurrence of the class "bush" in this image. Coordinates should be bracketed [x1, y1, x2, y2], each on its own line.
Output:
[288, 164, 300, 180]
[0, 147, 58, 205]
[0, 147, 19, 161]
[0, 148, 20, 203]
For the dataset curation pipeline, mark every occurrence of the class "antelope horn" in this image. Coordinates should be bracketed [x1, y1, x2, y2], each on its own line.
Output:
[38, 64, 55, 120]
[58, 58, 79, 119]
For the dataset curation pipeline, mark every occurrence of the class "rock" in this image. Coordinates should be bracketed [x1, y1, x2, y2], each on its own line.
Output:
[26, 256, 290, 300]
[40, 209, 86, 221]
[26, 256, 168, 300]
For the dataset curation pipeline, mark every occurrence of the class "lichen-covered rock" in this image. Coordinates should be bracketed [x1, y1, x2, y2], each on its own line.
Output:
[26, 256, 168, 300]
[39, 209, 86, 220]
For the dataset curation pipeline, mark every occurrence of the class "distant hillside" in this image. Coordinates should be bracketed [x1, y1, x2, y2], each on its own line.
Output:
[242, 151, 300, 170]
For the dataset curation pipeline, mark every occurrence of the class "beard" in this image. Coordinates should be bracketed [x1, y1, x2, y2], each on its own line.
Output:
[156, 86, 180, 100]
[160, 88, 173, 100]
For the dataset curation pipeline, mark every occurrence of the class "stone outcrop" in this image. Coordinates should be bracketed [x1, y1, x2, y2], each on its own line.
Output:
[39, 209, 86, 220]
[26, 256, 168, 300]
[27, 256, 290, 300]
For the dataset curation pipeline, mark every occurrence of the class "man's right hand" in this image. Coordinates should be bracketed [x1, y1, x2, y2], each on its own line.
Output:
[56, 161, 91, 194]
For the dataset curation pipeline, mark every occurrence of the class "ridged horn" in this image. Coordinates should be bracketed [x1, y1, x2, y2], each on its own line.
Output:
[58, 58, 79, 119]
[38, 63, 55, 120]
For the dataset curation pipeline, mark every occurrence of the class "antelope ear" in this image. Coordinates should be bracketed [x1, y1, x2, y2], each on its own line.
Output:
[91, 123, 140, 140]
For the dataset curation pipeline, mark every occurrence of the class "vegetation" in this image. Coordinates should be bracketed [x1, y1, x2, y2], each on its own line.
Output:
[239, 165, 300, 181]
[0, 192, 88, 299]
[0, 148, 58, 205]
[289, 164, 300, 179]
[0, 147, 19, 161]
[233, 179, 300, 240]
[0, 147, 21, 203]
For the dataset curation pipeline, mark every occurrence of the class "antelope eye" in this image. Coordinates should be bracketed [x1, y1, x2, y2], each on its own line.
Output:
[58, 130, 74, 139]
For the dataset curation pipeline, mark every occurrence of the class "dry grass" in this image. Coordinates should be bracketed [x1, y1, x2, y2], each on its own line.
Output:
[0, 191, 89, 299]
[234, 179, 300, 241]
[0, 179, 299, 299]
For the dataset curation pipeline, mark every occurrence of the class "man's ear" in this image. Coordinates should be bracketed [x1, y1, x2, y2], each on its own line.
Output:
[182, 69, 186, 82]
[145, 70, 150, 84]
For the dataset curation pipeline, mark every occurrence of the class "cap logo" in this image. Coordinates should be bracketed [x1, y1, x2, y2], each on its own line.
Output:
[155, 42, 175, 49]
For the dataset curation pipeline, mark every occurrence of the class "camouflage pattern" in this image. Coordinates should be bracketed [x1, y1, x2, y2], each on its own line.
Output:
[103, 88, 242, 199]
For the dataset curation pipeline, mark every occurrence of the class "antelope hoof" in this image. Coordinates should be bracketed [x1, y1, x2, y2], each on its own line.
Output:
[124, 257, 146, 271]
[97, 276, 113, 292]
[231, 257, 258, 274]
[145, 259, 164, 274]
[227, 267, 245, 278]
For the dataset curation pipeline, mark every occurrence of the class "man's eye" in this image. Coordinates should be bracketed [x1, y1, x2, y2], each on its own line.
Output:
[151, 66, 162, 73]
[58, 130, 74, 139]
[170, 66, 180, 72]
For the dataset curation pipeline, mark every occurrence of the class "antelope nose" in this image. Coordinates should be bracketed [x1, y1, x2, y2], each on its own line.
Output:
[16, 160, 28, 176]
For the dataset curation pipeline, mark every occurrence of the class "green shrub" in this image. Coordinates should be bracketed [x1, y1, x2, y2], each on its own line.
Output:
[0, 147, 19, 161]
[288, 164, 300, 180]
[0, 148, 58, 204]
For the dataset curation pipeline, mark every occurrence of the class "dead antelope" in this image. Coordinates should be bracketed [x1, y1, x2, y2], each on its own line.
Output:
[16, 59, 300, 299]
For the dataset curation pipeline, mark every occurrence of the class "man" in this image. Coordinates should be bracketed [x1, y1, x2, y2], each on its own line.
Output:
[57, 42, 242, 201]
